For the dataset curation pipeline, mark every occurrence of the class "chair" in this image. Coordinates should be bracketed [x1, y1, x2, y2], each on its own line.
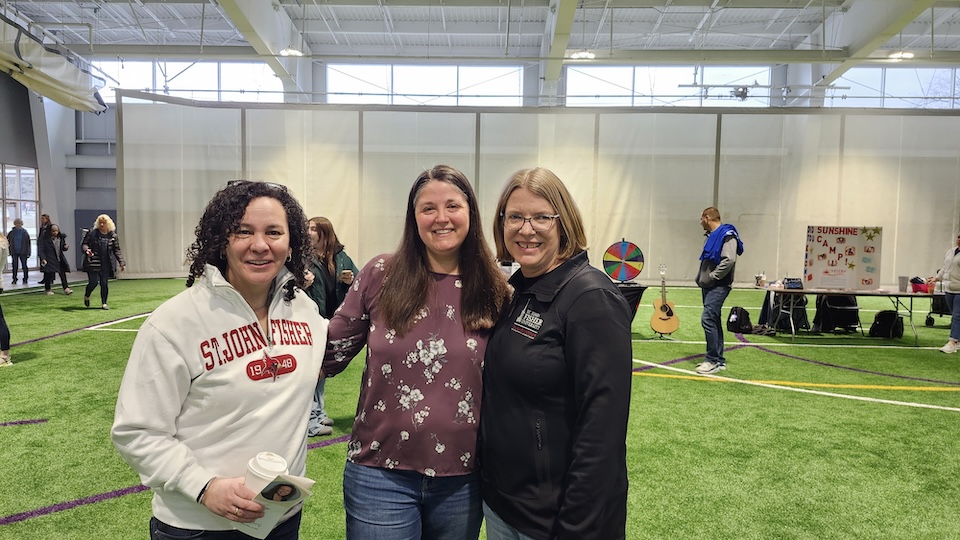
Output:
[813, 295, 863, 335]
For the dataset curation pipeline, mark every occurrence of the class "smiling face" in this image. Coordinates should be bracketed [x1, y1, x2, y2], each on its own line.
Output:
[50, 225, 60, 237]
[503, 187, 562, 278]
[97, 216, 111, 233]
[414, 180, 470, 272]
[224, 196, 291, 299]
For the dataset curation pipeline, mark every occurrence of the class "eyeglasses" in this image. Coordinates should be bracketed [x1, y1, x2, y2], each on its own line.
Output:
[502, 213, 560, 232]
[226, 180, 288, 192]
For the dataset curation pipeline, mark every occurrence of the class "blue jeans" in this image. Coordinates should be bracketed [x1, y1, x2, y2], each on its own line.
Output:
[701, 285, 732, 364]
[342, 461, 481, 540]
[482, 502, 536, 540]
[946, 292, 960, 341]
[149, 511, 301, 539]
[311, 378, 328, 420]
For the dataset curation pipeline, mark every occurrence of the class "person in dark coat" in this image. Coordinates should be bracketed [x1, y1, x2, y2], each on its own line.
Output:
[81, 214, 125, 309]
[37, 224, 73, 295]
[7, 218, 30, 284]
[479, 167, 632, 540]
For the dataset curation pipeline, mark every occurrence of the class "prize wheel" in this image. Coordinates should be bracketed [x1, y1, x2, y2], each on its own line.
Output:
[603, 240, 644, 282]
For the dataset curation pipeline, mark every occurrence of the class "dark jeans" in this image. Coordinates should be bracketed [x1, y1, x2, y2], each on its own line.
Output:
[43, 271, 69, 291]
[0, 304, 9, 350]
[11, 254, 28, 281]
[85, 267, 111, 304]
[149, 511, 301, 540]
[701, 285, 732, 364]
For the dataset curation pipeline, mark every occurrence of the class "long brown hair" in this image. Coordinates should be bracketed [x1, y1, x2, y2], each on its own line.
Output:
[309, 216, 343, 275]
[377, 165, 510, 336]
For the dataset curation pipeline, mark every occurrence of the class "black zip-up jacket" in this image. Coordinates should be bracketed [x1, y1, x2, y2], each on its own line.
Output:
[478, 251, 633, 540]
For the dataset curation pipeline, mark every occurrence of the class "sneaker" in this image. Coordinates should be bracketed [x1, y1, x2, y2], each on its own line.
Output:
[308, 424, 333, 437]
[320, 417, 335, 426]
[695, 361, 726, 371]
[696, 361, 723, 375]
[940, 341, 958, 354]
[64, 288, 73, 295]
[45, 290, 54, 295]
[0, 352, 11, 367]
[102, 304, 110, 310]
[84, 296, 90, 307]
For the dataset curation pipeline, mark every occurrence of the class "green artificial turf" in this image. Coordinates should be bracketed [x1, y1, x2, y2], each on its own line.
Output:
[1, 281, 959, 539]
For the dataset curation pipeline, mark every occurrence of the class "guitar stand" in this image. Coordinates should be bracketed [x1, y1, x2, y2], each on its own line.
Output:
[650, 332, 678, 341]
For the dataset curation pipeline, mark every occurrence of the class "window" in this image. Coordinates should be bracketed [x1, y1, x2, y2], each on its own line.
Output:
[92, 60, 284, 103]
[326, 64, 523, 106]
[883, 67, 955, 109]
[565, 65, 770, 107]
[2, 164, 40, 271]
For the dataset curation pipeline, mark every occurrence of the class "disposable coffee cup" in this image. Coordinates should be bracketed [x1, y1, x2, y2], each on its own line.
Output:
[245, 452, 288, 494]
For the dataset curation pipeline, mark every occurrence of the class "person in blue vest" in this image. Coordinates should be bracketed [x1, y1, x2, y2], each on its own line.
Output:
[7, 218, 30, 284]
[695, 206, 744, 375]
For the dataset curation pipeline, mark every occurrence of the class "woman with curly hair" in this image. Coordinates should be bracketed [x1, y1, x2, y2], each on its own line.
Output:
[81, 214, 125, 309]
[112, 180, 327, 540]
[323, 165, 511, 540]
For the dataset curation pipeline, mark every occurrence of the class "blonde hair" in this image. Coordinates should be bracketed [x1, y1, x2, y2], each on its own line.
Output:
[492, 167, 588, 263]
[93, 214, 117, 232]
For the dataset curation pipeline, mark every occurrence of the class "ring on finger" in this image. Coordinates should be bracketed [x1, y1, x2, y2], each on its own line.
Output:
[234, 506, 242, 517]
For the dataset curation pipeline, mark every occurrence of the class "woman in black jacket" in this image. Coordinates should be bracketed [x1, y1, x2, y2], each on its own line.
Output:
[81, 214, 125, 309]
[37, 224, 73, 295]
[479, 168, 633, 540]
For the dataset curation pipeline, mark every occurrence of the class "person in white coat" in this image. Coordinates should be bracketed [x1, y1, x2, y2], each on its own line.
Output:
[929, 232, 960, 353]
[111, 180, 327, 540]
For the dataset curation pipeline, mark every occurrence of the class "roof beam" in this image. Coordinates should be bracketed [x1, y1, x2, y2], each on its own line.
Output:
[540, 0, 577, 104]
[818, 0, 936, 86]
[217, 0, 311, 96]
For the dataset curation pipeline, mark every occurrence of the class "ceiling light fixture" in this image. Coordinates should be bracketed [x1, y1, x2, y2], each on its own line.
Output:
[280, 47, 303, 56]
[571, 50, 595, 60]
[888, 50, 914, 61]
[888, 30, 913, 61]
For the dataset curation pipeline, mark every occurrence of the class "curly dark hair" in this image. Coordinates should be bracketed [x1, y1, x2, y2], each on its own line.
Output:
[185, 181, 310, 301]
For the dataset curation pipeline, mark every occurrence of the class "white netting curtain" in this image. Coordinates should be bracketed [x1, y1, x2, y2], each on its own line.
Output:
[117, 91, 960, 287]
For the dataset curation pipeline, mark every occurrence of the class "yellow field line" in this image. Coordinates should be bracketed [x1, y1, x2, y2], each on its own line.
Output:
[635, 371, 960, 391]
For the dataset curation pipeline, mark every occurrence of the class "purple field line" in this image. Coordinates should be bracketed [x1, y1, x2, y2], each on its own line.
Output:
[632, 344, 749, 373]
[308, 434, 351, 449]
[0, 485, 150, 525]
[0, 419, 48, 427]
[0, 435, 351, 526]
[10, 313, 154, 348]
[734, 333, 960, 386]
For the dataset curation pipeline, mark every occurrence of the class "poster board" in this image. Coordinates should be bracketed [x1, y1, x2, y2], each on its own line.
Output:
[804, 226, 882, 290]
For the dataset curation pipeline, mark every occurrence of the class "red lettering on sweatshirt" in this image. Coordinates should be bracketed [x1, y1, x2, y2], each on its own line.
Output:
[200, 319, 312, 371]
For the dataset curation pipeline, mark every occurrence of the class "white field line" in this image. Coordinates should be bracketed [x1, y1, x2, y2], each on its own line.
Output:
[87, 313, 150, 331]
[633, 358, 960, 412]
[633, 338, 943, 351]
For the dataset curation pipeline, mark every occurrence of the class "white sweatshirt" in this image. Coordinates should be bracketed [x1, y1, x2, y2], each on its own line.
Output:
[111, 265, 327, 531]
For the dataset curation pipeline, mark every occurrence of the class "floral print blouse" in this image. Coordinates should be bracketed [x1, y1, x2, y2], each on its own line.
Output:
[323, 255, 489, 477]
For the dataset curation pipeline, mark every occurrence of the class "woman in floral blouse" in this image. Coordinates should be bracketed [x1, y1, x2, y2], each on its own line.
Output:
[323, 164, 510, 539]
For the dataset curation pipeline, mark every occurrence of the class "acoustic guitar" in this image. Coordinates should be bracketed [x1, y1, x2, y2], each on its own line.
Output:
[650, 264, 680, 335]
